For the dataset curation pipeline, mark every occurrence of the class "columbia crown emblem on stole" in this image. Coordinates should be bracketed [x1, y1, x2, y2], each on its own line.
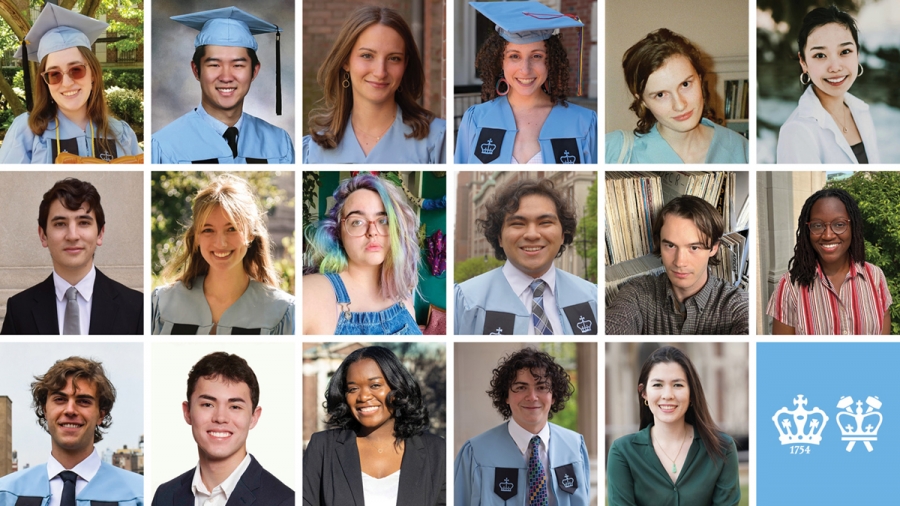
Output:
[559, 150, 576, 164]
[562, 474, 574, 488]
[481, 138, 497, 155]
[499, 478, 514, 492]
[489, 327, 504, 335]
[576, 316, 591, 333]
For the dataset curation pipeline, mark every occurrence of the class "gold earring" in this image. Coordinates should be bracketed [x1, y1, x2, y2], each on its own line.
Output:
[342, 72, 350, 89]
[644, 399, 649, 406]
[800, 72, 810, 85]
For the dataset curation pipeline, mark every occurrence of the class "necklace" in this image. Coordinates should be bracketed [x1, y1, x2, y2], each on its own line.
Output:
[833, 104, 849, 133]
[655, 428, 688, 474]
[354, 118, 393, 143]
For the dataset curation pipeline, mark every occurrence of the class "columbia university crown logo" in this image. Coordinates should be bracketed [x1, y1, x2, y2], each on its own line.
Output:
[576, 316, 592, 333]
[836, 395, 883, 452]
[489, 327, 504, 335]
[559, 150, 576, 164]
[561, 474, 574, 488]
[499, 478, 514, 492]
[772, 394, 829, 445]
[481, 138, 497, 156]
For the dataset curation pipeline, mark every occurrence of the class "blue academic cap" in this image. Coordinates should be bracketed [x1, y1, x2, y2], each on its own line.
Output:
[172, 7, 283, 115]
[469, 1, 582, 44]
[15, 3, 109, 62]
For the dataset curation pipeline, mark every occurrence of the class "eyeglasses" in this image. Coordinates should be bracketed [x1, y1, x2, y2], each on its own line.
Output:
[341, 216, 389, 236]
[807, 219, 850, 236]
[41, 64, 87, 85]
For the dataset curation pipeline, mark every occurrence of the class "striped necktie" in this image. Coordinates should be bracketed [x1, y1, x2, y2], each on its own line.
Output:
[530, 279, 553, 335]
[527, 436, 549, 506]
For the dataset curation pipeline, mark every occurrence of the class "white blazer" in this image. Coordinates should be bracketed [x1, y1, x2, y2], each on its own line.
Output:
[777, 85, 880, 164]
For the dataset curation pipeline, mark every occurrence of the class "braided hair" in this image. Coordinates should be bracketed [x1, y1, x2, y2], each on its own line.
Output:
[788, 188, 865, 286]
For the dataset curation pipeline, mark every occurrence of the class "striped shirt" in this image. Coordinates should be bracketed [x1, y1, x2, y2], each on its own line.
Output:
[767, 262, 892, 335]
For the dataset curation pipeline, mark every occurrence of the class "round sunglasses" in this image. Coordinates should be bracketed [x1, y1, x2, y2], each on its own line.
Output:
[41, 64, 87, 85]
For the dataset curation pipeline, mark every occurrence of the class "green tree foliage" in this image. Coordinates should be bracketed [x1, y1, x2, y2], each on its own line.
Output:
[454, 255, 504, 283]
[575, 178, 598, 282]
[150, 172, 292, 291]
[100, 0, 143, 53]
[828, 172, 900, 334]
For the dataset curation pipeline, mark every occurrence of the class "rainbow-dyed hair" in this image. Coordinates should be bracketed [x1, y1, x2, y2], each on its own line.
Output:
[304, 174, 420, 301]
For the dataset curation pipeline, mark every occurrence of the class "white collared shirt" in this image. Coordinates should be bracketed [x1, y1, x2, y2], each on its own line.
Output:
[502, 261, 563, 335]
[507, 417, 555, 506]
[53, 266, 96, 335]
[46, 449, 101, 506]
[191, 453, 252, 506]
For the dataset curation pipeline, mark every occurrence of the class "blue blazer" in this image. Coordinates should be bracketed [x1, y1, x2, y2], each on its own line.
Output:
[455, 422, 590, 506]
[151, 455, 293, 506]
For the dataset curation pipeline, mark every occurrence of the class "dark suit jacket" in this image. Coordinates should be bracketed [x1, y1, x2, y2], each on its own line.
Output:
[151, 454, 294, 506]
[303, 428, 446, 506]
[0, 268, 143, 335]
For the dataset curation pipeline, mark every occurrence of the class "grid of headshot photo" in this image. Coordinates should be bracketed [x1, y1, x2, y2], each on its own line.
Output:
[1, 0, 900, 505]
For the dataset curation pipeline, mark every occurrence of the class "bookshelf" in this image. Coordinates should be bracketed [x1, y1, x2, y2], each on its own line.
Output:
[703, 55, 750, 138]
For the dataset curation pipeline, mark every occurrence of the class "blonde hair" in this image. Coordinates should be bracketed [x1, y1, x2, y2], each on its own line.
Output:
[162, 174, 278, 289]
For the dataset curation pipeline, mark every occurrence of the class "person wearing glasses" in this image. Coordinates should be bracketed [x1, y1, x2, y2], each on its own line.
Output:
[303, 173, 422, 335]
[0, 4, 142, 164]
[766, 188, 892, 334]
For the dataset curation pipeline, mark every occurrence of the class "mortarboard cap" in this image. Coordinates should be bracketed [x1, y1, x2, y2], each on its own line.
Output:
[15, 3, 109, 63]
[469, 1, 582, 45]
[172, 6, 283, 115]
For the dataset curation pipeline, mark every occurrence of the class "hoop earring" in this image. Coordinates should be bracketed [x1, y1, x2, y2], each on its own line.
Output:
[857, 63, 864, 76]
[342, 72, 350, 89]
[800, 72, 810, 85]
[644, 399, 649, 406]
[495, 77, 509, 96]
[541, 82, 550, 95]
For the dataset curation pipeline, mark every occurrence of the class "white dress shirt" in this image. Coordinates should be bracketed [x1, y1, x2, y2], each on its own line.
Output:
[191, 453, 251, 506]
[46, 449, 101, 506]
[53, 266, 95, 335]
[508, 417, 555, 506]
[361, 469, 401, 506]
[502, 261, 563, 335]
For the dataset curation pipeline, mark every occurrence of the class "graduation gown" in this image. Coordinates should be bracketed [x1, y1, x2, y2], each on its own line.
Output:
[303, 108, 446, 163]
[454, 96, 597, 164]
[605, 118, 748, 164]
[151, 275, 294, 335]
[0, 461, 144, 506]
[151, 108, 294, 164]
[0, 113, 140, 164]
[454, 422, 590, 506]
[454, 267, 597, 335]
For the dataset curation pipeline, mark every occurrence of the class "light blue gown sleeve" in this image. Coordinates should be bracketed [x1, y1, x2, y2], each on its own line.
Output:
[605, 130, 626, 164]
[587, 110, 598, 164]
[115, 120, 142, 156]
[454, 106, 478, 164]
[151, 137, 171, 164]
[302, 135, 311, 164]
[272, 299, 295, 335]
[454, 283, 473, 335]
[433, 118, 447, 164]
[0, 114, 34, 163]
[454, 441, 480, 506]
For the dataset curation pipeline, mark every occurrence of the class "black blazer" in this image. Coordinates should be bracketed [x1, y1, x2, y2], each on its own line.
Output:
[152, 454, 294, 506]
[303, 428, 446, 506]
[0, 268, 142, 335]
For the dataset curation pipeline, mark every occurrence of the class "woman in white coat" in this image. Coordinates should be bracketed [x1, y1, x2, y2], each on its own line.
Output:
[777, 6, 878, 164]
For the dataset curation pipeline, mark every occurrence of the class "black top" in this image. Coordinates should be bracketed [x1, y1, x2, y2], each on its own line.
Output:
[851, 142, 869, 164]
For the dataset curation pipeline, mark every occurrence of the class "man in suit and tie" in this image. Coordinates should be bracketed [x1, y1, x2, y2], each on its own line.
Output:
[0, 356, 144, 505]
[151, 352, 294, 506]
[0, 178, 143, 335]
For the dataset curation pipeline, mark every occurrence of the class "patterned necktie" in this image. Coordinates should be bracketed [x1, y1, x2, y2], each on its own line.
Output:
[63, 287, 79, 335]
[527, 436, 549, 506]
[223, 127, 239, 158]
[59, 470, 78, 506]
[530, 279, 553, 335]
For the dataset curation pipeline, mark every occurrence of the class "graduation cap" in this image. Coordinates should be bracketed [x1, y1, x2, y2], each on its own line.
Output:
[172, 6, 283, 115]
[470, 1, 585, 96]
[14, 3, 109, 111]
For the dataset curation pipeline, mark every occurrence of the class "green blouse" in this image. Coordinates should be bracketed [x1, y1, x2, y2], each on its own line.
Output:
[607, 424, 740, 506]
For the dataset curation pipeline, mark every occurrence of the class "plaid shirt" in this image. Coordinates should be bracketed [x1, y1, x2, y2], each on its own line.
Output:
[766, 262, 892, 335]
[606, 271, 749, 335]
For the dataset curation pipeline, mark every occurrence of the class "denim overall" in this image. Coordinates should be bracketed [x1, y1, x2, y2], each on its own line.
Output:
[325, 273, 422, 335]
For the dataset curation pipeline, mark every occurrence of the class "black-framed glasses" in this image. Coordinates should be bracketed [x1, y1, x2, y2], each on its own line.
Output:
[341, 216, 389, 236]
[41, 64, 87, 85]
[807, 219, 850, 236]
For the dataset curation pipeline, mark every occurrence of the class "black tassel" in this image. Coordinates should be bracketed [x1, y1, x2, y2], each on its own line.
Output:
[275, 28, 281, 116]
[22, 39, 32, 112]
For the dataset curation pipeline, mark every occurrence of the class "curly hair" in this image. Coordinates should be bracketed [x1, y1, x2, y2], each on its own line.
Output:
[652, 196, 724, 266]
[487, 348, 573, 420]
[788, 188, 864, 287]
[477, 178, 577, 261]
[637, 346, 728, 461]
[323, 346, 429, 442]
[186, 352, 260, 410]
[31, 356, 116, 443]
[307, 6, 435, 149]
[622, 28, 709, 135]
[475, 32, 570, 105]
[304, 173, 420, 301]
